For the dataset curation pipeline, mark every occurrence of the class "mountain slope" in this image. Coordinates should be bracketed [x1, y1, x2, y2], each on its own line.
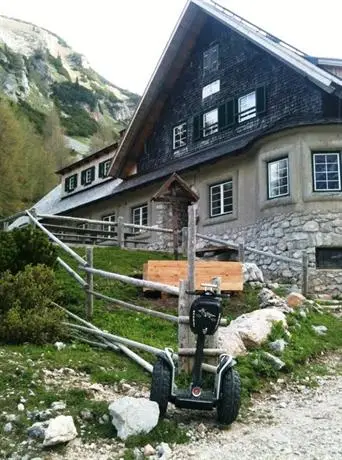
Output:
[0, 15, 140, 150]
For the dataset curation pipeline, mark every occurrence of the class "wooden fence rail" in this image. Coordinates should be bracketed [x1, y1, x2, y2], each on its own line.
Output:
[57, 257, 87, 287]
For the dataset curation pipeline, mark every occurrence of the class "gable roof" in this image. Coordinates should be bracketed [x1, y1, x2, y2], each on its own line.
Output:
[152, 172, 199, 202]
[109, 0, 342, 179]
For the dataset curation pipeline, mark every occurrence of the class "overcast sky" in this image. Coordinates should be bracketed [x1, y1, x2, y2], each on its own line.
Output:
[0, 0, 341, 94]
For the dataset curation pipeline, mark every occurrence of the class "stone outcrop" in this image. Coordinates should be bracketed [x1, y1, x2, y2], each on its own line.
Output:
[42, 415, 77, 447]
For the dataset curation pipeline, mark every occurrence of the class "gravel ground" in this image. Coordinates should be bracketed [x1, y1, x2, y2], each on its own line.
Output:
[173, 354, 342, 460]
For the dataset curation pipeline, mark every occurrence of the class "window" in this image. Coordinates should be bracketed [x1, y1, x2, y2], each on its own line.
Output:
[102, 213, 116, 236]
[81, 166, 95, 186]
[313, 152, 341, 191]
[267, 158, 289, 199]
[238, 91, 256, 123]
[203, 44, 219, 73]
[173, 123, 187, 150]
[99, 160, 111, 178]
[65, 174, 77, 193]
[316, 247, 342, 269]
[210, 180, 233, 217]
[202, 80, 220, 99]
[132, 204, 148, 230]
[203, 109, 218, 137]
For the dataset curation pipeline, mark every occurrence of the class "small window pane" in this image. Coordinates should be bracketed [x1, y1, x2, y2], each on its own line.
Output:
[203, 109, 218, 137]
[313, 153, 341, 191]
[132, 204, 148, 232]
[210, 180, 233, 217]
[203, 44, 219, 73]
[316, 247, 342, 269]
[268, 157, 289, 199]
[173, 123, 187, 149]
[238, 91, 256, 123]
[202, 80, 220, 99]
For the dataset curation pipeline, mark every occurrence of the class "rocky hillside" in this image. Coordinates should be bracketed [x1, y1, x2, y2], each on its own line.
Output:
[0, 15, 140, 151]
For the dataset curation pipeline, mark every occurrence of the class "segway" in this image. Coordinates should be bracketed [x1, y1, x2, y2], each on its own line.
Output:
[150, 287, 241, 425]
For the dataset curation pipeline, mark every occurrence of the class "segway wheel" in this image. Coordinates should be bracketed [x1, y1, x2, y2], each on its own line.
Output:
[217, 368, 241, 425]
[150, 357, 172, 416]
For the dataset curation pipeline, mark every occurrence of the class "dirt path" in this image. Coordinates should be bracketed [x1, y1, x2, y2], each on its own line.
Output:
[172, 354, 342, 460]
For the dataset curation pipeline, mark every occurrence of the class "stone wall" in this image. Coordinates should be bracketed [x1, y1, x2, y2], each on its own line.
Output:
[199, 209, 342, 295]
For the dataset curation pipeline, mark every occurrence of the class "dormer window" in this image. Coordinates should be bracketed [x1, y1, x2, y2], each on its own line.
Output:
[65, 174, 78, 193]
[81, 166, 95, 186]
[203, 44, 219, 73]
[99, 160, 111, 178]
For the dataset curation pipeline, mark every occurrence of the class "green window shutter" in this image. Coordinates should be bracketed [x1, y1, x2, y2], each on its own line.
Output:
[73, 174, 78, 188]
[99, 162, 104, 178]
[226, 99, 235, 127]
[256, 86, 266, 115]
[193, 115, 202, 141]
[81, 170, 86, 185]
[65, 179, 69, 193]
[91, 166, 95, 181]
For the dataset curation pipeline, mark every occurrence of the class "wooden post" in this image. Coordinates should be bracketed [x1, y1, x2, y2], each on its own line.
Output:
[117, 216, 124, 249]
[181, 227, 188, 257]
[30, 208, 37, 228]
[178, 279, 191, 372]
[85, 247, 94, 319]
[238, 242, 245, 262]
[302, 252, 309, 297]
[187, 205, 196, 292]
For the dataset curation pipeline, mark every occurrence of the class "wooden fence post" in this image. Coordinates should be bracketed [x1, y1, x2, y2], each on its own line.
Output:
[302, 252, 309, 297]
[86, 247, 94, 319]
[238, 242, 245, 262]
[181, 227, 188, 257]
[178, 279, 190, 372]
[117, 216, 124, 249]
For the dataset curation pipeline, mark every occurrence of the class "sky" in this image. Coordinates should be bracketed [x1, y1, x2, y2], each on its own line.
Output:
[0, 0, 341, 95]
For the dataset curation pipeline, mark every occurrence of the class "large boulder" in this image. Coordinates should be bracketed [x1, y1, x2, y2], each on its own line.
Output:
[243, 263, 264, 283]
[108, 397, 159, 440]
[228, 308, 287, 348]
[217, 327, 248, 357]
[42, 415, 77, 447]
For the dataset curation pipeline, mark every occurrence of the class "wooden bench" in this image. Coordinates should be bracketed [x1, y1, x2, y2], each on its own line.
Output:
[143, 260, 243, 292]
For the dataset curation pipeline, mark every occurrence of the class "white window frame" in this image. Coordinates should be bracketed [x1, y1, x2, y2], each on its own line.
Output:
[85, 168, 93, 185]
[238, 91, 256, 123]
[202, 80, 220, 99]
[102, 213, 116, 236]
[66, 174, 77, 192]
[267, 157, 289, 199]
[313, 152, 341, 192]
[173, 123, 187, 150]
[210, 180, 233, 217]
[203, 108, 218, 137]
[132, 204, 148, 231]
[103, 160, 111, 177]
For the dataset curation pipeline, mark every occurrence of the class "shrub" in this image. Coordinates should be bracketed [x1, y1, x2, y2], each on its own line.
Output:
[0, 264, 65, 344]
[0, 226, 57, 275]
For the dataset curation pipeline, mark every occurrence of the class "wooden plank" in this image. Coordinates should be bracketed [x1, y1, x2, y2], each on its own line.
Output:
[144, 260, 243, 291]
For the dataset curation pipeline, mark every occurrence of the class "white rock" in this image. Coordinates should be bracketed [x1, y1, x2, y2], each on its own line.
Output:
[312, 325, 328, 335]
[259, 288, 291, 313]
[143, 444, 156, 456]
[217, 327, 248, 357]
[4, 422, 13, 433]
[263, 352, 286, 370]
[243, 263, 264, 283]
[269, 339, 287, 354]
[43, 415, 77, 446]
[50, 401, 66, 411]
[157, 442, 172, 460]
[54, 341, 66, 351]
[17, 403, 25, 412]
[108, 397, 159, 440]
[229, 308, 287, 348]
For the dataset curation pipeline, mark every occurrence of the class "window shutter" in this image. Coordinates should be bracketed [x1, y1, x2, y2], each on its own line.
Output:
[73, 174, 78, 189]
[65, 179, 69, 193]
[99, 162, 104, 178]
[91, 166, 95, 181]
[193, 114, 202, 141]
[218, 103, 227, 129]
[81, 170, 86, 185]
[256, 86, 266, 115]
[226, 99, 235, 127]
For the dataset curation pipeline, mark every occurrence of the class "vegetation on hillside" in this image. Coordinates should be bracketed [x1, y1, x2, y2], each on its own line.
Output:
[0, 96, 71, 216]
